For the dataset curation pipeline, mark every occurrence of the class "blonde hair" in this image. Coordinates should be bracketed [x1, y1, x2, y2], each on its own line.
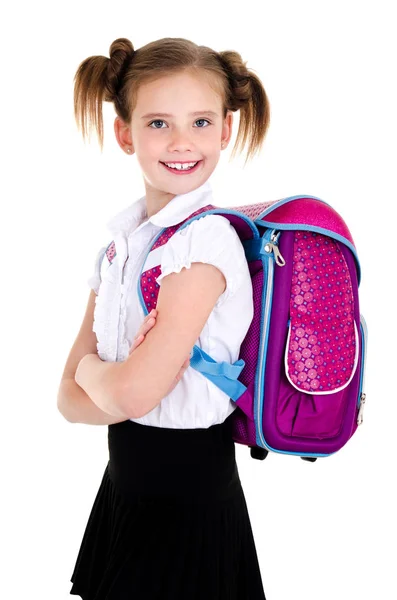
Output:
[74, 37, 270, 165]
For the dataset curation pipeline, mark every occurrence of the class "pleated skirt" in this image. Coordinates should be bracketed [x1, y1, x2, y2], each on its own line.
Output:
[69, 412, 266, 600]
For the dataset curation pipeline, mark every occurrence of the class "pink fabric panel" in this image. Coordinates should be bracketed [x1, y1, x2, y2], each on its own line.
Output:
[264, 198, 355, 247]
[286, 231, 356, 393]
[228, 200, 278, 222]
[140, 266, 162, 313]
[105, 240, 116, 263]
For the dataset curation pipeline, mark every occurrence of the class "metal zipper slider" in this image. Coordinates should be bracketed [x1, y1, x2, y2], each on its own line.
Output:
[263, 241, 286, 267]
[357, 393, 366, 426]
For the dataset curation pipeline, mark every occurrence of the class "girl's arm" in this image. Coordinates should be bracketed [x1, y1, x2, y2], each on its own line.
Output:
[57, 377, 127, 425]
[74, 262, 226, 420]
[115, 262, 226, 419]
[57, 289, 127, 426]
[73, 312, 190, 420]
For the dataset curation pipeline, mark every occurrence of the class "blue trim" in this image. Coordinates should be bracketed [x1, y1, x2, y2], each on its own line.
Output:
[137, 228, 166, 316]
[255, 230, 278, 451]
[257, 220, 361, 284]
[357, 316, 368, 407]
[177, 208, 260, 239]
[97, 246, 109, 274]
[253, 229, 332, 458]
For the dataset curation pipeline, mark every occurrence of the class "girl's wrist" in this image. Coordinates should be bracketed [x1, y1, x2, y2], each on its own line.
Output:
[75, 354, 127, 417]
[75, 353, 98, 389]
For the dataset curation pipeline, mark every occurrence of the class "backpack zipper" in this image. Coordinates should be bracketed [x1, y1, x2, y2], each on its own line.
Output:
[256, 229, 285, 450]
[264, 231, 286, 266]
[356, 315, 368, 426]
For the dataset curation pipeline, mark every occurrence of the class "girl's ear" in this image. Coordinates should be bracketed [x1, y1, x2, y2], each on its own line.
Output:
[221, 111, 233, 148]
[114, 117, 135, 155]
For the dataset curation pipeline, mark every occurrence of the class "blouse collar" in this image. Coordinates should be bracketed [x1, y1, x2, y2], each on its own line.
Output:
[106, 179, 214, 236]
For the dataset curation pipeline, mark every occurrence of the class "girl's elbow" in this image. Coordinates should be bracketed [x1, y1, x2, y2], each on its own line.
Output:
[56, 394, 78, 423]
[115, 361, 158, 420]
[113, 381, 145, 420]
[115, 379, 164, 419]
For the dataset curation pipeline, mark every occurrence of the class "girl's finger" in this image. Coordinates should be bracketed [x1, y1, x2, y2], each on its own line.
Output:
[138, 318, 155, 339]
[129, 335, 144, 352]
[133, 317, 156, 341]
[146, 309, 157, 321]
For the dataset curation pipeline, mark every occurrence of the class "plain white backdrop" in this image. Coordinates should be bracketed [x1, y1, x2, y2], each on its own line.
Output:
[1, 1, 395, 598]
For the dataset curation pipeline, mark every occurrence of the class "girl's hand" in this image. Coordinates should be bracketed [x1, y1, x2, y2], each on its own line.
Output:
[129, 308, 159, 353]
[129, 309, 191, 395]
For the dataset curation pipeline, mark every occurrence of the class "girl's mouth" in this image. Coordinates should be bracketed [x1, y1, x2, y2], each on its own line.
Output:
[160, 160, 202, 175]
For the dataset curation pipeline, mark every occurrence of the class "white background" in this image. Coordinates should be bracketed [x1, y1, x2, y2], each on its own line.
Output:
[1, 1, 395, 599]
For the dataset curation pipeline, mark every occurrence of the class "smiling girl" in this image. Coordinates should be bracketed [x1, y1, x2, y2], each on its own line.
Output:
[58, 36, 269, 599]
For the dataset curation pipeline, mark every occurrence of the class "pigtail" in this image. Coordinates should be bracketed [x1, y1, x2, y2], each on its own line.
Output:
[73, 38, 135, 150]
[218, 50, 270, 165]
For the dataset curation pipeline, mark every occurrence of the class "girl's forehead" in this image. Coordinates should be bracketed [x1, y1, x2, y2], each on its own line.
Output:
[134, 71, 224, 112]
[141, 72, 214, 92]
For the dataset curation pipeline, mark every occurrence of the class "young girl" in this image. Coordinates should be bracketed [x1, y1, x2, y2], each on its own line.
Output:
[58, 36, 270, 600]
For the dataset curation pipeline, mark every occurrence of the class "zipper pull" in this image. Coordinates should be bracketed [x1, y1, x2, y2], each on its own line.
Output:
[357, 393, 366, 426]
[263, 240, 286, 266]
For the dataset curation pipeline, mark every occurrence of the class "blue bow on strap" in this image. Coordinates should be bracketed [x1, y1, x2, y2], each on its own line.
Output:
[189, 345, 247, 402]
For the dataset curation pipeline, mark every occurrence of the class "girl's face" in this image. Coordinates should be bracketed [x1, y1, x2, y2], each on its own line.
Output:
[115, 69, 232, 207]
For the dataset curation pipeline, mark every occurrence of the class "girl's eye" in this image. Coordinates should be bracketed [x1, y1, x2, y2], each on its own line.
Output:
[149, 120, 166, 129]
[195, 119, 210, 128]
[148, 118, 211, 129]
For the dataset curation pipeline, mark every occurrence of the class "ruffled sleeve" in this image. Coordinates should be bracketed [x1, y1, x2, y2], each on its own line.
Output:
[87, 246, 107, 295]
[155, 214, 247, 308]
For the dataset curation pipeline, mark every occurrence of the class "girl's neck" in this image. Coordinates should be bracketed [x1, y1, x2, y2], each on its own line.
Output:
[143, 181, 176, 219]
[145, 192, 176, 219]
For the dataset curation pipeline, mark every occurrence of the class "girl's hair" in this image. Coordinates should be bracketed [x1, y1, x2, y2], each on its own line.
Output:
[74, 37, 270, 164]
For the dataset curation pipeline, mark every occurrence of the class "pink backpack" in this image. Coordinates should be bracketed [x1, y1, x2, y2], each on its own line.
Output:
[107, 194, 368, 462]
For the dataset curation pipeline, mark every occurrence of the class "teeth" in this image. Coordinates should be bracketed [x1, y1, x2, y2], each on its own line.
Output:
[164, 161, 198, 170]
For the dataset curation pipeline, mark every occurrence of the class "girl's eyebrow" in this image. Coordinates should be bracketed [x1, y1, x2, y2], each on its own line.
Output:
[141, 110, 219, 120]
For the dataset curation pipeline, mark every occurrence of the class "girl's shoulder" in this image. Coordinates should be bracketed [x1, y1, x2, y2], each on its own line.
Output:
[156, 213, 249, 307]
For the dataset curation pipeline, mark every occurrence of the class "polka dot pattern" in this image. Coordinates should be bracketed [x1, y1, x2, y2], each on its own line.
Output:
[140, 266, 162, 312]
[105, 240, 116, 264]
[286, 231, 356, 393]
[140, 204, 214, 312]
[230, 201, 277, 221]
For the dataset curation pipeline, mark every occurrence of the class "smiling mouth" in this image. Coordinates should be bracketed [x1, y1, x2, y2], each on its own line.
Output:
[160, 160, 202, 173]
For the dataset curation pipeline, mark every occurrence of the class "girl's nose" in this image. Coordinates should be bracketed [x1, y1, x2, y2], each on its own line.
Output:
[167, 130, 193, 152]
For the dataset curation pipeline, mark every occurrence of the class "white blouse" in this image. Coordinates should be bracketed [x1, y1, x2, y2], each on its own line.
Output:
[88, 179, 254, 429]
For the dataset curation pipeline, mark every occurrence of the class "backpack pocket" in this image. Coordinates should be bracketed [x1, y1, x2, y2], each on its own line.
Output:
[281, 230, 360, 439]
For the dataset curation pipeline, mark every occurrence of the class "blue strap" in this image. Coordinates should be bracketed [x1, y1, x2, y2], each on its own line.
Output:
[243, 238, 264, 262]
[189, 345, 247, 402]
[243, 229, 274, 261]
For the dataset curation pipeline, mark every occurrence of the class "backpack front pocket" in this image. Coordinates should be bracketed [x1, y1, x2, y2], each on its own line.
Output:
[279, 230, 360, 439]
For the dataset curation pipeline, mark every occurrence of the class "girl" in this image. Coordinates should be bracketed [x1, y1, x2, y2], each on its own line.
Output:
[58, 36, 270, 600]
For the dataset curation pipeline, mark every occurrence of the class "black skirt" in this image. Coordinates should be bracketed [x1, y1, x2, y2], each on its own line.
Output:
[69, 412, 266, 600]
